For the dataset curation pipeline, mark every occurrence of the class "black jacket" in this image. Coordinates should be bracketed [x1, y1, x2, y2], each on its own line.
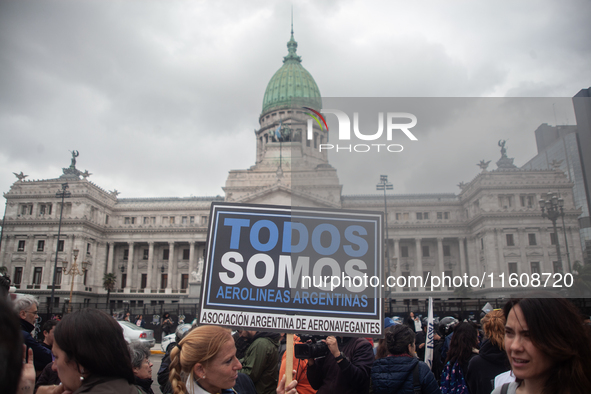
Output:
[134, 376, 154, 394]
[307, 337, 374, 394]
[20, 319, 52, 373]
[465, 340, 510, 394]
[371, 355, 441, 394]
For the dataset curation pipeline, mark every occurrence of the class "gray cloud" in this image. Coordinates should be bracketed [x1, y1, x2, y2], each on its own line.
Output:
[0, 0, 589, 218]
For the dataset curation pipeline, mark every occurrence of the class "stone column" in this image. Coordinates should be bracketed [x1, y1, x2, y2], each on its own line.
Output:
[24, 236, 34, 287]
[188, 241, 196, 278]
[393, 239, 400, 293]
[437, 237, 445, 276]
[459, 237, 467, 276]
[415, 238, 422, 290]
[43, 237, 55, 287]
[146, 242, 154, 292]
[494, 229, 505, 285]
[466, 236, 479, 278]
[0, 235, 9, 267]
[106, 242, 114, 274]
[89, 241, 100, 288]
[167, 242, 175, 292]
[126, 242, 134, 290]
[539, 227, 551, 274]
[518, 228, 527, 274]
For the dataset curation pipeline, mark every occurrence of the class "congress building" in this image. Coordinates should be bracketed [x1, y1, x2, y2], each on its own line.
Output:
[1, 31, 585, 312]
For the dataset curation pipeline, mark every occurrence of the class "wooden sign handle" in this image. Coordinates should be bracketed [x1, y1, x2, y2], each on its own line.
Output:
[285, 334, 294, 384]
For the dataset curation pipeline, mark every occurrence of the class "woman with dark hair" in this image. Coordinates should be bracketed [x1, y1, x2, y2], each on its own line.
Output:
[492, 297, 591, 394]
[371, 324, 441, 394]
[465, 310, 510, 394]
[162, 312, 174, 337]
[375, 325, 396, 360]
[40, 308, 137, 394]
[440, 322, 478, 393]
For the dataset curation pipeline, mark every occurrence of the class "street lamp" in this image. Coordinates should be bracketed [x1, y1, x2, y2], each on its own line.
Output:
[49, 183, 71, 316]
[539, 192, 571, 273]
[376, 175, 393, 285]
[63, 249, 88, 313]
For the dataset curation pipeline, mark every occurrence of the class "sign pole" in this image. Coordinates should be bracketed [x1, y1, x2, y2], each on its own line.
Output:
[285, 334, 294, 384]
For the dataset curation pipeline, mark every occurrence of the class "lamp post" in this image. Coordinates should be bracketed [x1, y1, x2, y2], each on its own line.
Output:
[376, 175, 393, 291]
[539, 192, 571, 273]
[48, 183, 71, 316]
[63, 249, 88, 313]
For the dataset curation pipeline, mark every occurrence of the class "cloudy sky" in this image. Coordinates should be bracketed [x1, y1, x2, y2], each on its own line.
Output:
[1, 0, 590, 217]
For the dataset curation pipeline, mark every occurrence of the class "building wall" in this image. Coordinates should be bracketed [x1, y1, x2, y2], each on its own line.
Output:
[522, 122, 591, 261]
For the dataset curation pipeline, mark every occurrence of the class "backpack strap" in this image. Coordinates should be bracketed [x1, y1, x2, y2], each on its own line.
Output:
[500, 382, 509, 394]
[413, 362, 422, 394]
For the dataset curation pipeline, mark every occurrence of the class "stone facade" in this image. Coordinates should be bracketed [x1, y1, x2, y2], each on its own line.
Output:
[1, 32, 585, 307]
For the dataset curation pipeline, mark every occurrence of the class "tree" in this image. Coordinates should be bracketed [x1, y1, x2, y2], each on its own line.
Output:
[103, 273, 117, 306]
[453, 282, 473, 298]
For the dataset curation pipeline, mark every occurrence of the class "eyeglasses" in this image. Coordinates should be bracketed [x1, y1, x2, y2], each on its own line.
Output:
[26, 310, 39, 316]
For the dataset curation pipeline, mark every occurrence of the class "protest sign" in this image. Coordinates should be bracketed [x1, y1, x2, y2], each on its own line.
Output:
[199, 202, 383, 336]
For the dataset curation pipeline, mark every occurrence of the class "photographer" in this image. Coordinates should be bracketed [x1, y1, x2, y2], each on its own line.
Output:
[306, 336, 374, 394]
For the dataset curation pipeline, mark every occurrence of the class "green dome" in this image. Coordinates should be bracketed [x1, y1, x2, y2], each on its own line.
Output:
[262, 32, 322, 114]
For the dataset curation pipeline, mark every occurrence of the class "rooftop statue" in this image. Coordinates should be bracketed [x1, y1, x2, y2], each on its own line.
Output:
[498, 140, 507, 158]
[13, 171, 28, 181]
[496, 139, 517, 170]
[60, 150, 84, 180]
[477, 160, 491, 172]
[69, 150, 79, 167]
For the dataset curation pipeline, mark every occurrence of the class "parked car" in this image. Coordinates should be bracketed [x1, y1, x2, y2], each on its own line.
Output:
[161, 323, 192, 353]
[117, 320, 155, 348]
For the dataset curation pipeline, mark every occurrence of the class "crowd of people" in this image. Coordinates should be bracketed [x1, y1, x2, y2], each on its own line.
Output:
[3, 277, 591, 394]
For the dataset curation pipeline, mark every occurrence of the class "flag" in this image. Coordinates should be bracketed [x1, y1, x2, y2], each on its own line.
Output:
[274, 121, 283, 141]
[424, 296, 434, 369]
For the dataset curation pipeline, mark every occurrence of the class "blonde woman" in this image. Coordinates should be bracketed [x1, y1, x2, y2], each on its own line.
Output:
[169, 325, 298, 394]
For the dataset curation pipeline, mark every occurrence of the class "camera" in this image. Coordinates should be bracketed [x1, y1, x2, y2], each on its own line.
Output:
[294, 335, 329, 359]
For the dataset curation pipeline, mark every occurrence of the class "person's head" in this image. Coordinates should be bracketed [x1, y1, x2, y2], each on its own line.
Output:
[376, 325, 398, 359]
[13, 294, 39, 325]
[239, 330, 256, 340]
[42, 319, 58, 346]
[503, 297, 591, 393]
[0, 274, 11, 299]
[439, 316, 458, 337]
[52, 309, 134, 392]
[445, 321, 478, 364]
[129, 342, 153, 380]
[481, 309, 505, 349]
[386, 324, 416, 356]
[169, 325, 241, 394]
[175, 324, 192, 344]
[137, 314, 143, 320]
[409, 312, 415, 319]
[163, 312, 170, 319]
[0, 297, 23, 394]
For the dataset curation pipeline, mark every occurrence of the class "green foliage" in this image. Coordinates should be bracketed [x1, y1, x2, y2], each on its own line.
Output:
[453, 282, 473, 298]
[102, 273, 117, 291]
[103, 273, 117, 305]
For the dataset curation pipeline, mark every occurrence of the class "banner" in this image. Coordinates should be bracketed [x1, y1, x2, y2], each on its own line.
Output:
[424, 296, 434, 369]
[199, 203, 383, 336]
